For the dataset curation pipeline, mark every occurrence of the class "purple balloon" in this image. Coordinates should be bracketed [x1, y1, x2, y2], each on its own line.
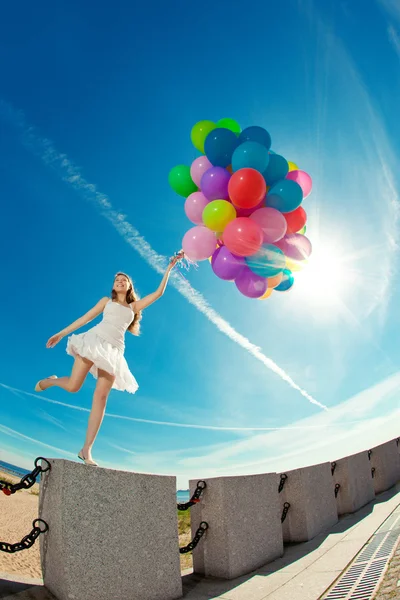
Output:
[275, 233, 312, 261]
[235, 266, 268, 299]
[211, 246, 245, 281]
[200, 167, 231, 201]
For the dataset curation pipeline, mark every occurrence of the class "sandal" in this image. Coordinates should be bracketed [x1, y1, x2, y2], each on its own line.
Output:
[78, 451, 98, 467]
[34, 375, 57, 392]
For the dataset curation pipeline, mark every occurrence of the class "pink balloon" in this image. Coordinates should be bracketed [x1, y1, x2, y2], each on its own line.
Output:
[275, 233, 312, 261]
[190, 156, 213, 188]
[286, 170, 312, 198]
[250, 207, 287, 244]
[223, 217, 263, 257]
[184, 191, 209, 225]
[182, 226, 217, 262]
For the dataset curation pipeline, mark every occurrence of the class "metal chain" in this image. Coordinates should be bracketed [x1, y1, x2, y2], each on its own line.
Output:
[179, 522, 208, 554]
[331, 462, 337, 476]
[281, 502, 290, 523]
[0, 519, 49, 553]
[368, 450, 372, 461]
[177, 481, 206, 511]
[278, 474, 287, 493]
[371, 467, 376, 479]
[0, 457, 51, 496]
[334, 484, 341, 498]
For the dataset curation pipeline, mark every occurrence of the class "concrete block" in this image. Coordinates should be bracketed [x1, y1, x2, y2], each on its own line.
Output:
[369, 439, 400, 494]
[331, 451, 375, 515]
[189, 473, 283, 580]
[279, 462, 338, 543]
[39, 459, 182, 600]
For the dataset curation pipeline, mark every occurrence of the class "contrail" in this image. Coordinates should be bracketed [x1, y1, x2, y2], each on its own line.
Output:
[0, 99, 326, 410]
[2, 383, 364, 429]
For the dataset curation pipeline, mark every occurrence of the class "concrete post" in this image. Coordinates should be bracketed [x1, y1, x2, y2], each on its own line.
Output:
[331, 451, 375, 515]
[279, 462, 338, 543]
[369, 439, 400, 494]
[189, 473, 283, 580]
[39, 459, 182, 600]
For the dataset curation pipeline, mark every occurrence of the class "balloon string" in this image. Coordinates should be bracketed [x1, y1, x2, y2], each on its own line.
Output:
[173, 253, 198, 294]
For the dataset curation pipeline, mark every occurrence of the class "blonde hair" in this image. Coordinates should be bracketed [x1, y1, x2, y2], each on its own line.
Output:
[111, 272, 142, 336]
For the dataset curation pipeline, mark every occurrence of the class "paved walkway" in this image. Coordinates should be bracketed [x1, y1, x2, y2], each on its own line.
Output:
[1, 486, 400, 600]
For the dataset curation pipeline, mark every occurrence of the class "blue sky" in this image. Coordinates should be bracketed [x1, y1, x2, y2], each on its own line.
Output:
[1, 0, 400, 489]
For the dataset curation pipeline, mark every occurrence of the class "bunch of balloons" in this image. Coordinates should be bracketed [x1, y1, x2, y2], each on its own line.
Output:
[168, 118, 313, 299]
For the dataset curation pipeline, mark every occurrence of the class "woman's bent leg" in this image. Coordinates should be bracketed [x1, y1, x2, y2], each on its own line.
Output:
[38, 355, 93, 393]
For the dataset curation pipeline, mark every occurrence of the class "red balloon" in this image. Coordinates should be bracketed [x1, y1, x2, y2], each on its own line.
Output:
[228, 168, 266, 209]
[284, 206, 307, 234]
[223, 217, 263, 257]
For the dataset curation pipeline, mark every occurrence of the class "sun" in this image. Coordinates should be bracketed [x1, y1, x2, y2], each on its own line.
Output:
[292, 241, 351, 308]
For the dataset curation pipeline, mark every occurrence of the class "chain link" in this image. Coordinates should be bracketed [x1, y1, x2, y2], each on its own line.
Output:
[331, 462, 337, 476]
[179, 522, 208, 554]
[177, 481, 206, 511]
[368, 449, 372, 461]
[371, 467, 376, 479]
[334, 483, 341, 498]
[281, 502, 290, 523]
[0, 457, 51, 496]
[278, 474, 287, 493]
[0, 519, 49, 553]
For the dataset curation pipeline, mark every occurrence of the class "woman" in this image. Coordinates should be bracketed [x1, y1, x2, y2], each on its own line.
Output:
[35, 252, 183, 466]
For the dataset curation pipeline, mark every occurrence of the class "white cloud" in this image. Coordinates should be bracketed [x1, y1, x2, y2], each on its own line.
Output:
[0, 98, 324, 411]
[124, 370, 400, 487]
[2, 372, 399, 488]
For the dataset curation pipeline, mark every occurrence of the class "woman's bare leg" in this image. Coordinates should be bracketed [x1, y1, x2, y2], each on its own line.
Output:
[38, 355, 93, 393]
[80, 369, 115, 461]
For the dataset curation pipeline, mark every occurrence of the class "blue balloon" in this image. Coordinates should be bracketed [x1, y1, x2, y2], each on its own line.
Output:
[263, 154, 289, 185]
[231, 141, 270, 173]
[204, 128, 239, 168]
[245, 244, 286, 277]
[275, 269, 294, 292]
[266, 179, 303, 213]
[269, 149, 276, 155]
[238, 126, 272, 150]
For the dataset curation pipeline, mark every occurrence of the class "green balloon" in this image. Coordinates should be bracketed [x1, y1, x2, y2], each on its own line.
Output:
[299, 225, 307, 235]
[168, 165, 198, 197]
[217, 118, 241, 135]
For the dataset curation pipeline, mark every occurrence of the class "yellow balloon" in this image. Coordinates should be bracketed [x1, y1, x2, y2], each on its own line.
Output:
[259, 287, 273, 300]
[288, 161, 299, 172]
[191, 120, 216, 153]
[202, 200, 237, 232]
[267, 272, 284, 289]
[286, 258, 307, 272]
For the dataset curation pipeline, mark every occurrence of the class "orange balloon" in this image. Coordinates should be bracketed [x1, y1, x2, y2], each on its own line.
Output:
[267, 272, 284, 289]
[259, 287, 273, 300]
[226, 165, 233, 174]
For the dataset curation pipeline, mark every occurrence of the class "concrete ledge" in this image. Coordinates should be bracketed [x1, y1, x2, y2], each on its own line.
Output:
[189, 473, 283, 580]
[369, 439, 400, 494]
[280, 462, 338, 543]
[332, 451, 375, 515]
[39, 459, 182, 600]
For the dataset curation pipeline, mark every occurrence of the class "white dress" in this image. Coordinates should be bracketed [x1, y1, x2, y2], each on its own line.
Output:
[66, 300, 139, 394]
